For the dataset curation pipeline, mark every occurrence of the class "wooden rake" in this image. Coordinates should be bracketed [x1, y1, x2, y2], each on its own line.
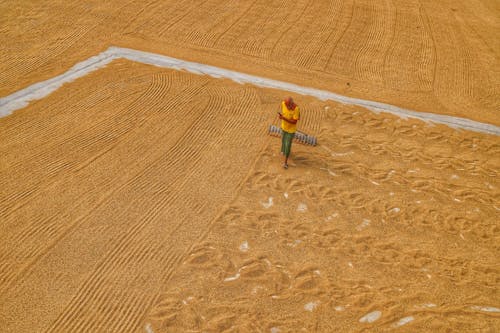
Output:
[268, 125, 318, 146]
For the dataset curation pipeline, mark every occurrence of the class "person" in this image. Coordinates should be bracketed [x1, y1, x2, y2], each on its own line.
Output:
[278, 97, 300, 169]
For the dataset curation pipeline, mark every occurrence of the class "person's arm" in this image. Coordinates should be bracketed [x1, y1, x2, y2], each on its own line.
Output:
[278, 112, 298, 124]
[293, 107, 300, 123]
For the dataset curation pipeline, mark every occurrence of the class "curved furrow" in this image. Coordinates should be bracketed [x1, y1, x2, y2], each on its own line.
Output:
[298, 1, 345, 70]
[383, 2, 434, 92]
[0, 213, 63, 272]
[0, 86, 148, 218]
[51, 246, 179, 333]
[183, 29, 207, 49]
[352, 1, 394, 84]
[0, 0, 138, 95]
[141, 102, 273, 332]
[417, 1, 439, 93]
[206, 87, 249, 142]
[118, 0, 162, 34]
[45, 87, 215, 330]
[0, 71, 186, 292]
[45, 76, 211, 300]
[207, 81, 261, 134]
[454, 13, 500, 112]
[269, 0, 314, 59]
[449, 16, 476, 106]
[211, 0, 260, 49]
[46, 86, 218, 331]
[422, 2, 486, 117]
[299, 105, 323, 135]
[75, 75, 207, 184]
[259, 0, 291, 58]
[346, 2, 377, 79]
[302, 0, 346, 70]
[62, 241, 184, 333]
[0, 75, 131, 151]
[203, 0, 255, 48]
[75, 201, 208, 332]
[0, 180, 119, 296]
[42, 127, 206, 322]
[160, 70, 201, 99]
[267, 0, 316, 66]
[101, 88, 264, 330]
[2, 18, 90, 94]
[178, 0, 227, 44]
[380, 2, 398, 89]
[239, 0, 290, 59]
[157, 0, 209, 37]
[146, 72, 168, 103]
[291, 1, 328, 69]
[154, 70, 174, 99]
[106, 293, 147, 333]
[321, 0, 355, 72]
[2, 28, 86, 88]
[416, 2, 437, 91]
[0, 70, 158, 209]
[0, 75, 143, 165]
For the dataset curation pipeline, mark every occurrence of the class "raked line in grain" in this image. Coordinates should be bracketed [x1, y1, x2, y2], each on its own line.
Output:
[0, 46, 499, 135]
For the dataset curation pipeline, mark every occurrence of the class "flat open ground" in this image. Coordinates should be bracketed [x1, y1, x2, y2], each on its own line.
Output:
[0, 1, 499, 332]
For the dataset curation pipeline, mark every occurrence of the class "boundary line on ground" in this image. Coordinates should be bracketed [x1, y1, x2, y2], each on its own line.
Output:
[1, 46, 498, 135]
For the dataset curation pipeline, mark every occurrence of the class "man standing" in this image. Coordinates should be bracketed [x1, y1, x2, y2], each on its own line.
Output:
[278, 97, 300, 169]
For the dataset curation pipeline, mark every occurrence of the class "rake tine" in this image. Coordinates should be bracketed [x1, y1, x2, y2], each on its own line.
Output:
[268, 125, 317, 146]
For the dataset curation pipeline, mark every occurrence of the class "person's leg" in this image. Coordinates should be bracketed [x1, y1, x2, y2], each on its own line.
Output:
[283, 132, 294, 168]
[280, 129, 286, 155]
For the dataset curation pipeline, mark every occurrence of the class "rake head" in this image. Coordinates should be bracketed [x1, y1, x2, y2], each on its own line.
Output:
[268, 125, 317, 146]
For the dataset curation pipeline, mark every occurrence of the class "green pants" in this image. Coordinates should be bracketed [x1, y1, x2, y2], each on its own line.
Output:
[281, 130, 295, 158]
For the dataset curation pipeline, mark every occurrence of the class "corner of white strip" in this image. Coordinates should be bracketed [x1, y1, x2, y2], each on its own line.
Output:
[0, 46, 499, 136]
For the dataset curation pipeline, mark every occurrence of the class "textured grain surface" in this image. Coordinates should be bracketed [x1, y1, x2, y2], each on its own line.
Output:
[0, 0, 499, 124]
[146, 103, 500, 332]
[0, 1, 499, 332]
[0, 61, 272, 332]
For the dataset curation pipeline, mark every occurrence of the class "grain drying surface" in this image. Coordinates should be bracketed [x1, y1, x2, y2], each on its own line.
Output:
[1, 0, 499, 124]
[0, 1, 499, 332]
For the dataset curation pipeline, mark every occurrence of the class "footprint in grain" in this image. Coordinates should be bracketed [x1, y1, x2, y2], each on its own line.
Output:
[147, 295, 181, 323]
[392, 316, 414, 327]
[261, 197, 274, 209]
[356, 219, 371, 231]
[186, 244, 217, 267]
[297, 203, 308, 212]
[239, 241, 249, 252]
[304, 301, 320, 312]
[240, 258, 269, 279]
[359, 310, 382, 323]
[224, 257, 269, 283]
[186, 243, 233, 271]
[205, 314, 235, 332]
[293, 267, 327, 293]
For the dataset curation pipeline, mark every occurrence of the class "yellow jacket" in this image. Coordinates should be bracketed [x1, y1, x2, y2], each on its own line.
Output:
[281, 101, 300, 133]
